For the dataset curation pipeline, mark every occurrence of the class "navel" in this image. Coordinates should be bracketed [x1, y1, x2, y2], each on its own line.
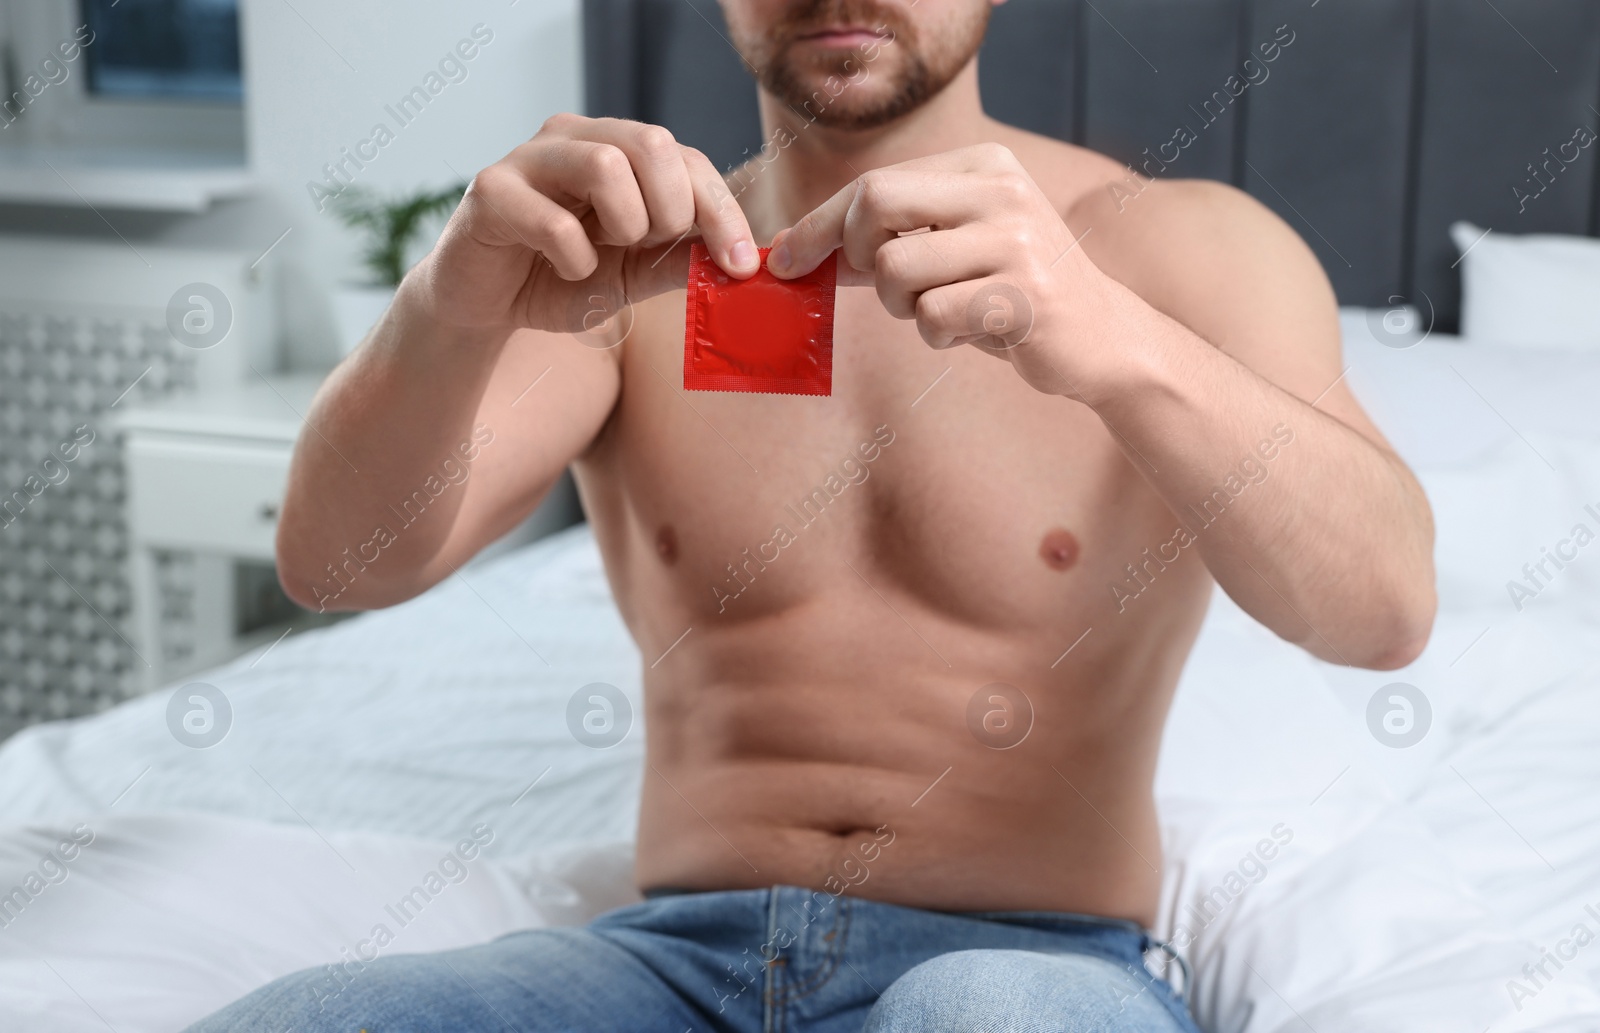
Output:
[655, 523, 679, 564]
[1039, 528, 1080, 571]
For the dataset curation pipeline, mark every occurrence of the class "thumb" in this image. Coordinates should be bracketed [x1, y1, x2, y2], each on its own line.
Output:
[770, 231, 872, 287]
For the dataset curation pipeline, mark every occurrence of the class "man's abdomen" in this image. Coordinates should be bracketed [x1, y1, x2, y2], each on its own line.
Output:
[632, 596, 1203, 927]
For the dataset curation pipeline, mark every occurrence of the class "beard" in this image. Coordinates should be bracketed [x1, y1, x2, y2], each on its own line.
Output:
[736, 0, 990, 130]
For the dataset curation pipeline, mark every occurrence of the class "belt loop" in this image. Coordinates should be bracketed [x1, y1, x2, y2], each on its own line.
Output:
[1142, 932, 1192, 1000]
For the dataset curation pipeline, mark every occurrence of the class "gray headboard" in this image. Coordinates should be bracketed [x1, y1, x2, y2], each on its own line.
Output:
[583, 0, 1600, 331]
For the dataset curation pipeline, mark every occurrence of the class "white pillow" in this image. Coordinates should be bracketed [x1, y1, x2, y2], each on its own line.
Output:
[1449, 221, 1600, 349]
[1340, 311, 1600, 470]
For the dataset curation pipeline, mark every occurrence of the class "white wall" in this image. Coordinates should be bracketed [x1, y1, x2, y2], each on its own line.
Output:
[0, 0, 587, 443]
[238, 0, 581, 368]
[0, 0, 581, 369]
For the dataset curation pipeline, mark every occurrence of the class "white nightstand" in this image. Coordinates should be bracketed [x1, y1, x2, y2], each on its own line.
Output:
[114, 374, 325, 692]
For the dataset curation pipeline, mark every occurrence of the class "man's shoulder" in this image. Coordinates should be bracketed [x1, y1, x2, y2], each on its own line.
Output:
[964, 126, 1333, 352]
[992, 124, 1128, 213]
[1062, 172, 1336, 354]
[995, 127, 1278, 248]
[1067, 173, 1287, 259]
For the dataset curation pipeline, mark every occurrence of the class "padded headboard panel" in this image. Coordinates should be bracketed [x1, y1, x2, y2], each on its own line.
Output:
[584, 0, 1600, 329]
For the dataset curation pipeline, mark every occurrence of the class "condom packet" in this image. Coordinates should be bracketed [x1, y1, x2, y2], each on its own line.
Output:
[683, 241, 837, 395]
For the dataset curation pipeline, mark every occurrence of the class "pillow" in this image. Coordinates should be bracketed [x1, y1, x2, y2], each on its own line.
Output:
[1449, 221, 1600, 349]
[1340, 311, 1600, 470]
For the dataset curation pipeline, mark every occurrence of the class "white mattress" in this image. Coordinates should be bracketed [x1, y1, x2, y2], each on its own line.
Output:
[4, 315, 1600, 1031]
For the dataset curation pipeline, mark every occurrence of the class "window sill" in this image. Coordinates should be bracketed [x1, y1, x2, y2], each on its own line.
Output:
[0, 144, 253, 212]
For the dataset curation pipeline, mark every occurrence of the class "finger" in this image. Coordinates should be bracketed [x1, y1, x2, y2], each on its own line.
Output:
[840, 173, 999, 278]
[770, 229, 873, 287]
[913, 276, 1038, 352]
[517, 139, 651, 249]
[766, 178, 853, 279]
[567, 119, 698, 249]
[680, 146, 759, 277]
[870, 226, 1004, 320]
[836, 259, 875, 288]
[538, 116, 755, 276]
[770, 170, 995, 279]
[465, 166, 598, 280]
[621, 237, 695, 300]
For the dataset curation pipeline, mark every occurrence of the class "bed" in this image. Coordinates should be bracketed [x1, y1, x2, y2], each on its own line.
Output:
[4, 312, 1600, 1031]
[8, 0, 1600, 1028]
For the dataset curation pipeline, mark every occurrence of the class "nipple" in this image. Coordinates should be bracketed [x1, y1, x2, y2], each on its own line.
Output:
[656, 524, 679, 564]
[1039, 528, 1080, 571]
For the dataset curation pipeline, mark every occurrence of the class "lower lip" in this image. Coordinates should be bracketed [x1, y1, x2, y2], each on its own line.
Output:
[798, 29, 885, 47]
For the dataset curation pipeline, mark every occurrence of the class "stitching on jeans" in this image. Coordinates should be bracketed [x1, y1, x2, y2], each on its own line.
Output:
[1118, 949, 1199, 1031]
[777, 896, 851, 1004]
[767, 958, 788, 1033]
[763, 887, 782, 1033]
[775, 896, 839, 1000]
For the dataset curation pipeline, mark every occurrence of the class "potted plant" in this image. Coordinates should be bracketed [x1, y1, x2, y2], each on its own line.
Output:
[328, 183, 465, 355]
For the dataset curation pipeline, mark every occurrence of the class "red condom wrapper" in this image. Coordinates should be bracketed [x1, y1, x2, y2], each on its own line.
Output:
[683, 241, 837, 395]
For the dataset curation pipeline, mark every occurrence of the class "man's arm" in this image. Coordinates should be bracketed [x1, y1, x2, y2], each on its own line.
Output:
[275, 115, 758, 611]
[1065, 178, 1435, 669]
[767, 144, 1435, 669]
[273, 299, 620, 612]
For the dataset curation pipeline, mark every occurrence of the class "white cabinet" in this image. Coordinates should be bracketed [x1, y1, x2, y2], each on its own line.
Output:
[111, 371, 583, 692]
[125, 438, 291, 559]
[114, 375, 322, 691]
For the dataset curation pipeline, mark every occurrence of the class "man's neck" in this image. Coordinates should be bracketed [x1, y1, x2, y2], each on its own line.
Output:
[739, 60, 995, 238]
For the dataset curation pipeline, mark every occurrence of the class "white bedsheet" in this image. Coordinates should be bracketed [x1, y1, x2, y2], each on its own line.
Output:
[4, 317, 1600, 1032]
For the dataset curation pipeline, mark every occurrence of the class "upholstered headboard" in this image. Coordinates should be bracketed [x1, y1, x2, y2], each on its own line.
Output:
[583, 0, 1600, 330]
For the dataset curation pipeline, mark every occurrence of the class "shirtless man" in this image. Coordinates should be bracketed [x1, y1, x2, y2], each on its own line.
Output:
[191, 0, 1435, 1029]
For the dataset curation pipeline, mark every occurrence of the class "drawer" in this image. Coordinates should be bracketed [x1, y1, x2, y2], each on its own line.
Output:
[125, 436, 292, 560]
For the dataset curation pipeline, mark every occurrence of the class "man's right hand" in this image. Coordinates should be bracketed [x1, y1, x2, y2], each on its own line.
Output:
[416, 114, 760, 335]
[279, 117, 757, 612]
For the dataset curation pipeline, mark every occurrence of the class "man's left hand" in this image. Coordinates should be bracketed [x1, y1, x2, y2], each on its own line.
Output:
[766, 142, 1105, 399]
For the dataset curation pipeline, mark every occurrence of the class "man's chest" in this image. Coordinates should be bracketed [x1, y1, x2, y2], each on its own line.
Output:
[585, 285, 1196, 630]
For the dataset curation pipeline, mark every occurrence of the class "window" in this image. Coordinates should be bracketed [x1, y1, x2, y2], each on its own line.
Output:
[80, 0, 242, 102]
[0, 0, 245, 160]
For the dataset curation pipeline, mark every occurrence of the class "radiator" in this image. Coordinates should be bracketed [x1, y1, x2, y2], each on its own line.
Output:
[0, 235, 276, 740]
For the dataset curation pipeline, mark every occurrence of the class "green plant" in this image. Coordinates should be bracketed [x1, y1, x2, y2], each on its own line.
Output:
[330, 183, 467, 287]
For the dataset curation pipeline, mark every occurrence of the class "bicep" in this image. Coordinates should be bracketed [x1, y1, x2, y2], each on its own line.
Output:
[1191, 199, 1391, 451]
[1077, 178, 1394, 453]
[429, 327, 620, 568]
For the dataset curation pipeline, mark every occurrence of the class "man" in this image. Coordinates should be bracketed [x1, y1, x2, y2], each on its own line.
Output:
[193, 0, 1435, 1029]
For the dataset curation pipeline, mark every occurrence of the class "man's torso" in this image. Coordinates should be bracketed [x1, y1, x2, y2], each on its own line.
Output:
[572, 127, 1213, 926]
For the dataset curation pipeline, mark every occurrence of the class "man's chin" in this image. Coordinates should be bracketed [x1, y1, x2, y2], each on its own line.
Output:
[803, 102, 912, 131]
[769, 76, 925, 130]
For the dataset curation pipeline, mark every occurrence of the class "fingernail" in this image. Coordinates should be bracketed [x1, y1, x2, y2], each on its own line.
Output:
[769, 242, 791, 275]
[729, 239, 757, 272]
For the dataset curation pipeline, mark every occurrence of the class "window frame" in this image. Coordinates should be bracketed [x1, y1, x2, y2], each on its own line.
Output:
[1, 0, 245, 159]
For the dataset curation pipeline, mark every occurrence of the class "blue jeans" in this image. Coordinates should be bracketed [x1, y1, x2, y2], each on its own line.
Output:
[187, 884, 1202, 1032]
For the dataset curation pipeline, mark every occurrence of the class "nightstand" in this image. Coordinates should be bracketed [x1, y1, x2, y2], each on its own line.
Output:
[114, 374, 325, 692]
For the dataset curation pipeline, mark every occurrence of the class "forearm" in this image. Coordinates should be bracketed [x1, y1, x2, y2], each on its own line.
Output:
[761, 147, 1434, 663]
[1072, 278, 1435, 668]
[276, 274, 512, 610]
